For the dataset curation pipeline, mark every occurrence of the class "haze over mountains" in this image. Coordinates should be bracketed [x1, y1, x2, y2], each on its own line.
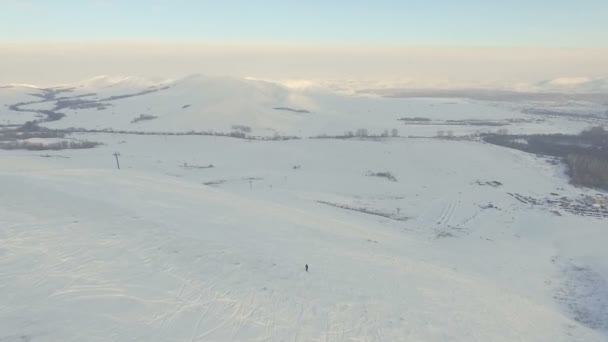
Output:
[2, 42, 607, 89]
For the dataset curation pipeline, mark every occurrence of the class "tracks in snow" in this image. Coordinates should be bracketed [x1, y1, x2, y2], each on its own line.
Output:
[436, 199, 457, 227]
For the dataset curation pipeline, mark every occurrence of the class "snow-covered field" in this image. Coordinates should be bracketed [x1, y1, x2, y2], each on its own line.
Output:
[1, 76, 607, 341]
[3, 75, 602, 137]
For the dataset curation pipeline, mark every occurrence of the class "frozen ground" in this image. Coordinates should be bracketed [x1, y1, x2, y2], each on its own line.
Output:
[1, 76, 607, 341]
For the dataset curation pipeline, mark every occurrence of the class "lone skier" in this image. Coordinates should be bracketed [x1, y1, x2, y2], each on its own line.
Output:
[305, 264, 309, 272]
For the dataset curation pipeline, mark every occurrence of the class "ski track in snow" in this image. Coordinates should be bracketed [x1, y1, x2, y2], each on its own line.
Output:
[436, 198, 457, 227]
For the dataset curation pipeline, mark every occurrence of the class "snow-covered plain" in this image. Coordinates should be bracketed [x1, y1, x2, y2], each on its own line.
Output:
[5, 74, 597, 137]
[1, 76, 608, 341]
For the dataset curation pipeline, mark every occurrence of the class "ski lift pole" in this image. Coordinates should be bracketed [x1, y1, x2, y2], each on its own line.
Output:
[113, 152, 121, 170]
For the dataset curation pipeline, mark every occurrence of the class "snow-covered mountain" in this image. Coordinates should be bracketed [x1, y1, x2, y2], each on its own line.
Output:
[6, 74, 604, 137]
[1, 75, 608, 341]
[37, 74, 322, 135]
[535, 77, 608, 94]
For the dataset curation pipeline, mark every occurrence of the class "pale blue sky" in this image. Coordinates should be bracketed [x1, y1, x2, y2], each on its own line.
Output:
[1, 0, 607, 47]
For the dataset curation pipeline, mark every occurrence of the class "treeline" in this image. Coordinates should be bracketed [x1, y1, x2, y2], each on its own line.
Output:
[0, 130, 65, 142]
[313, 128, 399, 139]
[483, 126, 608, 189]
[0, 140, 101, 151]
[483, 127, 607, 159]
[42, 126, 300, 141]
[565, 154, 608, 189]
[6, 121, 301, 144]
[398, 117, 431, 122]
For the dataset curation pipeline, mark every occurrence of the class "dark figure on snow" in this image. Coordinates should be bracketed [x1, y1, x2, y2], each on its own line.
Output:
[305, 264, 309, 272]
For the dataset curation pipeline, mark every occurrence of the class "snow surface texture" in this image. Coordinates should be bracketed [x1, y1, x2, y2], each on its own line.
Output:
[1, 76, 608, 341]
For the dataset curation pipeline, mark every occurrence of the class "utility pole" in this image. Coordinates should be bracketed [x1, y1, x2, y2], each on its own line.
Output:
[113, 152, 121, 170]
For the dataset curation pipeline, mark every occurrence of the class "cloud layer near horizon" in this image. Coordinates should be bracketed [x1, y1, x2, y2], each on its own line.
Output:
[1, 42, 607, 89]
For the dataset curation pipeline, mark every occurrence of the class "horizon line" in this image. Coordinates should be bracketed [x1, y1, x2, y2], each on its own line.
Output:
[2, 40, 608, 51]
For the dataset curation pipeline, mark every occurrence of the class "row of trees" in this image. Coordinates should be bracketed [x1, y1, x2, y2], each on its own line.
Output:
[343, 128, 399, 138]
[0, 140, 101, 151]
[565, 154, 608, 189]
[436, 128, 509, 138]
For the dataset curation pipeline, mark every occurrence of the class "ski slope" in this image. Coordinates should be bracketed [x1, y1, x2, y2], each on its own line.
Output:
[1, 76, 608, 341]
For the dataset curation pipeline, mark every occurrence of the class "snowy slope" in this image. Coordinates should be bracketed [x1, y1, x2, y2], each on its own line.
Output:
[41, 75, 316, 135]
[1, 76, 608, 341]
[0, 166, 603, 342]
[2, 134, 608, 341]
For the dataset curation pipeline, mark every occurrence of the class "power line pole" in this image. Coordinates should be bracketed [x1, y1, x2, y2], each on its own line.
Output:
[113, 152, 121, 170]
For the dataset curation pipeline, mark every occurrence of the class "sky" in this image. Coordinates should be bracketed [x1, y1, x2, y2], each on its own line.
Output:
[1, 1, 607, 86]
[2, 0, 607, 47]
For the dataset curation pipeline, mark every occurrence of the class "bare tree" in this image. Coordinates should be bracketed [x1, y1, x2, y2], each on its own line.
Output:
[356, 128, 369, 137]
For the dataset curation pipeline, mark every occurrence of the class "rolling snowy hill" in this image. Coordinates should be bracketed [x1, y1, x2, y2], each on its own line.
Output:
[1, 76, 608, 341]
[4, 75, 602, 137]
